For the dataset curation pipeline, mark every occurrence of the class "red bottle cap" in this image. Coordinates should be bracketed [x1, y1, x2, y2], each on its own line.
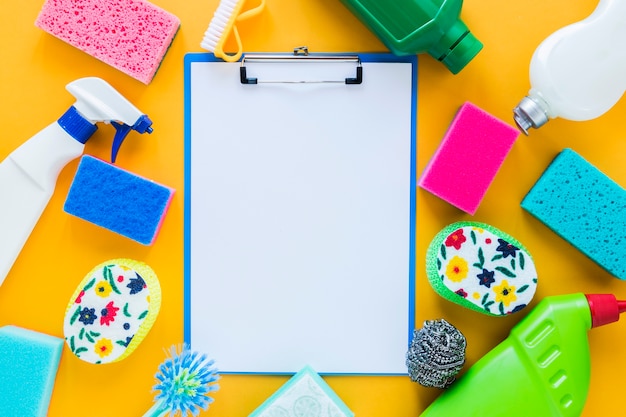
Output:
[585, 294, 626, 328]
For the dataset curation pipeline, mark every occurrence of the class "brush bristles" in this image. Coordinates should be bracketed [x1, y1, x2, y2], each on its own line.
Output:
[153, 344, 220, 416]
[201, 0, 240, 51]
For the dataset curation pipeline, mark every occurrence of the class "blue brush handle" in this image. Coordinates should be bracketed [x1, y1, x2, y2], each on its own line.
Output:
[141, 399, 170, 417]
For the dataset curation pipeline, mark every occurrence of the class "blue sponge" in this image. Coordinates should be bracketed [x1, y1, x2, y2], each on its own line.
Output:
[64, 155, 174, 245]
[0, 325, 63, 417]
[521, 148, 626, 279]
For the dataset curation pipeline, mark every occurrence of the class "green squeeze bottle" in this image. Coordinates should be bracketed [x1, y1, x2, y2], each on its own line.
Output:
[421, 293, 626, 417]
[337, 0, 482, 74]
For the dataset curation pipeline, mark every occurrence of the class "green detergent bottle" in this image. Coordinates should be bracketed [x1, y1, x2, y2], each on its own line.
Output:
[421, 293, 626, 417]
[337, 0, 482, 74]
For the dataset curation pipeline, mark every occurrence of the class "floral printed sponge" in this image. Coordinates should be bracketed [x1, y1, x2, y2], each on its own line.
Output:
[426, 222, 538, 316]
[63, 259, 161, 364]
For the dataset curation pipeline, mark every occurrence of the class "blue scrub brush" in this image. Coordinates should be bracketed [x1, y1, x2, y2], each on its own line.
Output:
[142, 344, 220, 416]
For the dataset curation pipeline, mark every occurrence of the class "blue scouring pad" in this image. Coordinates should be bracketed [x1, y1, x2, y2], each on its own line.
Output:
[521, 148, 626, 279]
[64, 155, 174, 245]
[0, 325, 63, 417]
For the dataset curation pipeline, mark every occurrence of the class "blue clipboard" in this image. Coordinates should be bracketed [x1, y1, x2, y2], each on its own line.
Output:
[183, 51, 416, 375]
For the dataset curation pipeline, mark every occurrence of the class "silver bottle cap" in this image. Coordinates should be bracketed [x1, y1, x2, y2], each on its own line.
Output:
[513, 96, 549, 135]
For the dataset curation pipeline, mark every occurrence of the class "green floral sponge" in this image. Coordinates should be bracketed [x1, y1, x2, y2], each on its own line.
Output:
[426, 222, 538, 316]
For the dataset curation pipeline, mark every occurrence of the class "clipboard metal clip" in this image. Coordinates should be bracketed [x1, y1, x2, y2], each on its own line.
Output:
[240, 46, 363, 85]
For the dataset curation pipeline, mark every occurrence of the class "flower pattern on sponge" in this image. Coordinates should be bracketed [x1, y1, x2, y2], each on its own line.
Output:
[64, 259, 161, 364]
[426, 222, 538, 316]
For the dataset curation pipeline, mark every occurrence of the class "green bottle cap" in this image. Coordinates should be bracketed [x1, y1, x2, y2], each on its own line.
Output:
[441, 30, 483, 74]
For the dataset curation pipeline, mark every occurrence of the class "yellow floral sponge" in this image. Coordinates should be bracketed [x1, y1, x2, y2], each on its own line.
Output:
[63, 259, 161, 364]
[426, 222, 538, 316]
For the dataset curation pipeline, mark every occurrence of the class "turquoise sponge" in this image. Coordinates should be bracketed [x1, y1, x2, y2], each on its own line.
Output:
[64, 155, 174, 245]
[521, 148, 626, 279]
[0, 325, 63, 417]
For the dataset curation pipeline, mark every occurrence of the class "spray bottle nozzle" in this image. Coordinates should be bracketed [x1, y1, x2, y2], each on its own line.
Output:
[585, 294, 626, 328]
[66, 77, 152, 162]
[111, 114, 153, 162]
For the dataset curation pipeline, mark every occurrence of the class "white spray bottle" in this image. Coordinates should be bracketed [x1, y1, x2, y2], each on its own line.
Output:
[0, 77, 153, 287]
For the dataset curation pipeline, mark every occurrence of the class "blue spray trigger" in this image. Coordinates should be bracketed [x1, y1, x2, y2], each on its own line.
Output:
[110, 115, 153, 162]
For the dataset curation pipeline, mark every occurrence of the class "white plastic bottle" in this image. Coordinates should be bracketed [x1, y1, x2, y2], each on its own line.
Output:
[513, 0, 626, 134]
[0, 77, 153, 287]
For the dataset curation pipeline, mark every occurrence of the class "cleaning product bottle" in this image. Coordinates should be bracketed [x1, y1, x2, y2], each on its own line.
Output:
[513, 0, 626, 134]
[420, 293, 626, 417]
[337, 0, 483, 74]
[0, 77, 152, 287]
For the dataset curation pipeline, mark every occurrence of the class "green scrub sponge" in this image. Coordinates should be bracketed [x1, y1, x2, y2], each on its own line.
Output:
[0, 325, 63, 417]
[426, 222, 538, 316]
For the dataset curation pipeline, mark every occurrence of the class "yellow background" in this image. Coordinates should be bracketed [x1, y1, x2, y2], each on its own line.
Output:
[0, 0, 625, 416]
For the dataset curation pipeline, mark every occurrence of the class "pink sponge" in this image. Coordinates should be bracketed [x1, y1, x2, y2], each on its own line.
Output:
[418, 102, 520, 215]
[35, 0, 180, 84]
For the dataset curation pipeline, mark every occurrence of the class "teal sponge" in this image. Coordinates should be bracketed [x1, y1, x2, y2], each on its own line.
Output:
[0, 325, 63, 417]
[521, 148, 626, 279]
[64, 155, 174, 245]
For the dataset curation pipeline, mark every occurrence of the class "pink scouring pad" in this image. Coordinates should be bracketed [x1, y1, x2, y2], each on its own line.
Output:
[418, 102, 520, 215]
[35, 0, 180, 84]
